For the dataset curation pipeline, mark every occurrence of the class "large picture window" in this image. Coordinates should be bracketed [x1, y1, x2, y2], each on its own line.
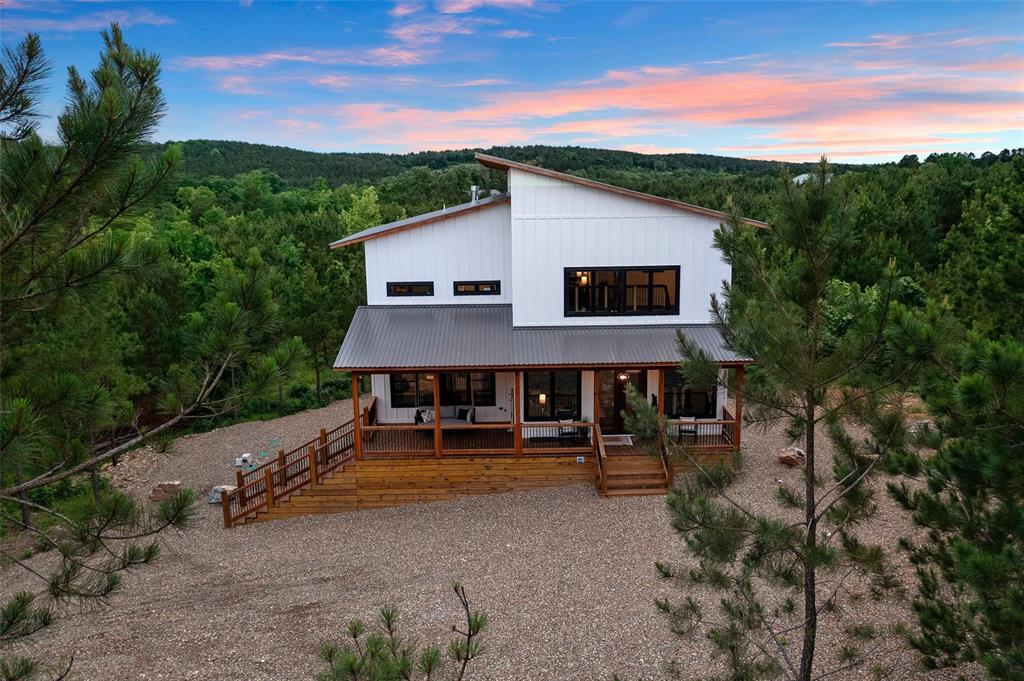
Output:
[663, 370, 717, 419]
[390, 372, 496, 408]
[524, 371, 581, 421]
[564, 266, 679, 316]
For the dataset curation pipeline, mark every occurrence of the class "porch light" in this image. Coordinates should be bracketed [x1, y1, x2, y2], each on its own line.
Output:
[538, 393, 547, 405]
[580, 274, 588, 285]
[616, 372, 630, 382]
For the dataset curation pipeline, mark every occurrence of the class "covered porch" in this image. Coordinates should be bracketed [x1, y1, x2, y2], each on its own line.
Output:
[349, 365, 744, 459]
[336, 304, 749, 463]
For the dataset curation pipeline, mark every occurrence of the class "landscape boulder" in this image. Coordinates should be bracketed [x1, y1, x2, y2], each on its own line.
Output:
[149, 480, 183, 502]
[208, 485, 236, 504]
[777, 447, 806, 467]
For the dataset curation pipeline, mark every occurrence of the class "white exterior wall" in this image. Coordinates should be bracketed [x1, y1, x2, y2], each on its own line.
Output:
[508, 169, 730, 327]
[364, 203, 512, 305]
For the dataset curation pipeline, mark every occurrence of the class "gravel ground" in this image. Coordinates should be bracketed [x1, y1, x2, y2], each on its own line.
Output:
[2, 404, 982, 681]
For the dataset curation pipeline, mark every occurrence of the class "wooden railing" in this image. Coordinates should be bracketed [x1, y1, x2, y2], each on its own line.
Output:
[664, 411, 737, 449]
[221, 419, 356, 527]
[593, 423, 607, 494]
[359, 421, 595, 458]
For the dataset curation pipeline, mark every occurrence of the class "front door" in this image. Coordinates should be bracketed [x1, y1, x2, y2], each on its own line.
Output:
[597, 369, 647, 434]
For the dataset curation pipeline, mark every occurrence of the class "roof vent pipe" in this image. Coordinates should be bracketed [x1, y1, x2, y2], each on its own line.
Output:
[470, 185, 479, 203]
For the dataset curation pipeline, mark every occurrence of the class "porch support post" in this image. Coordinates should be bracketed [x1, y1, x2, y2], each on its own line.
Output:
[513, 370, 523, 455]
[352, 372, 363, 460]
[657, 368, 665, 418]
[734, 365, 745, 451]
[433, 372, 442, 458]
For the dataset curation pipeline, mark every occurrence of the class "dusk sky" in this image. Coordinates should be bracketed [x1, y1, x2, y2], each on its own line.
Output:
[1, 0, 1022, 162]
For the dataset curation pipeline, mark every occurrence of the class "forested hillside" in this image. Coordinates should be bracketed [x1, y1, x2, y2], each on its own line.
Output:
[153, 139, 820, 187]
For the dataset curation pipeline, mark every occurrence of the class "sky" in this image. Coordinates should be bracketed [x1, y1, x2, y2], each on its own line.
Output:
[1, 0, 1022, 162]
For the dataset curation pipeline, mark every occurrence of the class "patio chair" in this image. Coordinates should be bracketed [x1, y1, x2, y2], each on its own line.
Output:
[675, 417, 698, 445]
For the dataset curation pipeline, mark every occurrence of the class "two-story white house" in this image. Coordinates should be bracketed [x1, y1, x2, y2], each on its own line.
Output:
[328, 153, 760, 498]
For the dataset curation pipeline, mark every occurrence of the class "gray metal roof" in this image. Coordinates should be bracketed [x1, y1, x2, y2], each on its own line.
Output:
[330, 193, 510, 249]
[334, 305, 750, 370]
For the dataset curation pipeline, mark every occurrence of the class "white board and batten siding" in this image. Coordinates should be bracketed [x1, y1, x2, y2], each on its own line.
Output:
[508, 169, 731, 327]
[363, 203, 512, 305]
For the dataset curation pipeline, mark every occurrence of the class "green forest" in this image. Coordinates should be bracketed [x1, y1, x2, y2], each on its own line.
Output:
[1, 24, 1022, 681]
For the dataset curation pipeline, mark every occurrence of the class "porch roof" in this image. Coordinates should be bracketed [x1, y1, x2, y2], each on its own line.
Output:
[334, 304, 751, 371]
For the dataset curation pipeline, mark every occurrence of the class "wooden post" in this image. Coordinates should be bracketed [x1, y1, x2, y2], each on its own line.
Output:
[235, 469, 246, 506]
[319, 427, 327, 446]
[657, 369, 666, 418]
[433, 372, 442, 458]
[734, 365, 745, 451]
[513, 370, 523, 455]
[308, 444, 319, 485]
[277, 448, 286, 485]
[352, 373, 363, 460]
[264, 466, 275, 509]
[221, 489, 232, 529]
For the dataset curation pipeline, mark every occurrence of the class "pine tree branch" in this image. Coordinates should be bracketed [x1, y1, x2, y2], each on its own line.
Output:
[0, 356, 228, 497]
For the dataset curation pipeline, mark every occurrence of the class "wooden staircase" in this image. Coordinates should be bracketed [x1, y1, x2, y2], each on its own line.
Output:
[252, 455, 596, 522]
[600, 453, 670, 496]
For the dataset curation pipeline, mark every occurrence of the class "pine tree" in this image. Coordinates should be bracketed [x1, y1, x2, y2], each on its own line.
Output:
[318, 581, 488, 681]
[627, 159, 921, 681]
[884, 320, 1024, 678]
[0, 27, 305, 679]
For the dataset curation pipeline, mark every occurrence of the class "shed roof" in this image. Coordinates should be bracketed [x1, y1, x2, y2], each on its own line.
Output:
[475, 154, 769, 228]
[330, 155, 769, 249]
[329, 193, 510, 249]
[334, 304, 750, 371]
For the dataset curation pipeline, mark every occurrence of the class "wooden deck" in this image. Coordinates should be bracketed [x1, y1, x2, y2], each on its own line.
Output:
[220, 407, 741, 527]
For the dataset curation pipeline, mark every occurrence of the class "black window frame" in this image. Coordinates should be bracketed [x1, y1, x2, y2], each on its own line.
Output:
[564, 266, 680, 317]
[523, 370, 582, 421]
[663, 370, 717, 419]
[453, 280, 501, 296]
[389, 372, 496, 408]
[387, 281, 434, 297]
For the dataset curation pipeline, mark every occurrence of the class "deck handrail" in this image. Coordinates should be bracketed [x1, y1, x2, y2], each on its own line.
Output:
[593, 424, 608, 495]
[657, 427, 672, 487]
[221, 418, 357, 527]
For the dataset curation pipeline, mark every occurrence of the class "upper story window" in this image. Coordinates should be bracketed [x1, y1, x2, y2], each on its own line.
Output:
[454, 280, 501, 296]
[564, 266, 680, 317]
[387, 281, 434, 297]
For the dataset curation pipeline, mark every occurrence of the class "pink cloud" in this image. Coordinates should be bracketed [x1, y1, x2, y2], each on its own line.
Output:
[275, 118, 324, 135]
[2, 8, 174, 32]
[388, 16, 492, 44]
[178, 46, 431, 70]
[827, 30, 963, 49]
[829, 29, 1021, 51]
[436, 0, 533, 13]
[389, 2, 423, 17]
[308, 74, 352, 90]
[217, 75, 263, 95]
[496, 29, 533, 39]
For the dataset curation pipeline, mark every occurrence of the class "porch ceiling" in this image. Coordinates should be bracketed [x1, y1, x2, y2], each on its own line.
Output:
[334, 304, 750, 371]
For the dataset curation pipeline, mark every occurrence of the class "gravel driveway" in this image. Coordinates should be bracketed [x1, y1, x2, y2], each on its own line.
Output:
[2, 403, 981, 681]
